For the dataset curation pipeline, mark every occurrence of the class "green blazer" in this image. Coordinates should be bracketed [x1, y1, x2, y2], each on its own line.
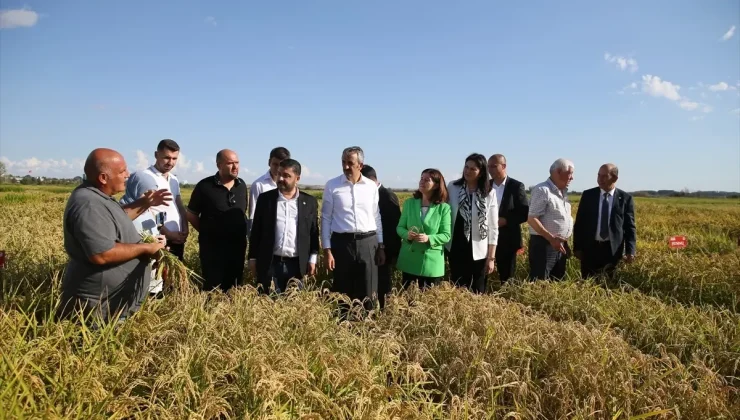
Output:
[396, 198, 452, 278]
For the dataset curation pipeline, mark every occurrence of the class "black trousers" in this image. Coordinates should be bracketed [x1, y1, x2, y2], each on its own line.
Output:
[168, 242, 185, 261]
[258, 256, 302, 294]
[580, 241, 621, 280]
[495, 244, 518, 283]
[402, 272, 440, 289]
[528, 235, 569, 281]
[448, 241, 487, 293]
[199, 239, 247, 292]
[377, 261, 393, 309]
[330, 232, 378, 310]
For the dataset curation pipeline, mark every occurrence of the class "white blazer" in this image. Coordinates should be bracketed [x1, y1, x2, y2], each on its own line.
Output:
[445, 181, 499, 261]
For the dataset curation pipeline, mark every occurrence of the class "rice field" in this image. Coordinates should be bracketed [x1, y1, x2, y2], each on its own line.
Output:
[1, 184, 738, 419]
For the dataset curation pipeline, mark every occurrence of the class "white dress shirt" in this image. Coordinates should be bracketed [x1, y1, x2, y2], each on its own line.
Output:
[249, 171, 278, 220]
[321, 174, 383, 248]
[596, 187, 615, 241]
[249, 189, 318, 264]
[491, 176, 507, 209]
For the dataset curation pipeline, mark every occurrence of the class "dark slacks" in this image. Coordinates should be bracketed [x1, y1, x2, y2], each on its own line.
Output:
[402, 272, 440, 289]
[580, 241, 621, 280]
[528, 235, 569, 281]
[258, 257, 303, 294]
[199, 239, 247, 292]
[495, 244, 518, 283]
[330, 232, 378, 310]
[377, 261, 393, 309]
[168, 242, 185, 261]
[448, 239, 487, 293]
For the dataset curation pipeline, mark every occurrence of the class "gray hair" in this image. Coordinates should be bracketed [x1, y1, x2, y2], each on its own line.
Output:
[549, 158, 574, 174]
[602, 163, 619, 178]
[342, 146, 365, 164]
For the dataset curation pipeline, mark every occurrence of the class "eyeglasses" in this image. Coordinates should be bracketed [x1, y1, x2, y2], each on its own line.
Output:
[227, 191, 236, 207]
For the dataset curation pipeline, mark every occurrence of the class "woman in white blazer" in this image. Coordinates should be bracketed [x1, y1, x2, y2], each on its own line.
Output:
[445, 153, 499, 293]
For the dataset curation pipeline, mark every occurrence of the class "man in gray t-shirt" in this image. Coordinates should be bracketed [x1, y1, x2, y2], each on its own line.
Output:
[57, 148, 171, 323]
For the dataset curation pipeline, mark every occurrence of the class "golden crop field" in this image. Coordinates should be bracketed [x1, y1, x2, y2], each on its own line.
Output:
[1, 184, 739, 419]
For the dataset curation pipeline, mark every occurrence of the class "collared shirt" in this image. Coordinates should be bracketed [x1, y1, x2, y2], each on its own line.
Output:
[60, 182, 151, 321]
[121, 165, 182, 233]
[187, 173, 248, 243]
[249, 171, 278, 220]
[596, 187, 616, 241]
[528, 178, 573, 238]
[491, 176, 507, 208]
[321, 174, 383, 248]
[271, 189, 318, 263]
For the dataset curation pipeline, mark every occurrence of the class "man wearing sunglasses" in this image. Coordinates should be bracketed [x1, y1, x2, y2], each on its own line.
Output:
[187, 149, 248, 292]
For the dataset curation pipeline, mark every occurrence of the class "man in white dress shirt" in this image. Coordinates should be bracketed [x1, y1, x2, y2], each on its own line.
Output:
[248, 159, 320, 294]
[322, 146, 385, 311]
[248, 147, 291, 236]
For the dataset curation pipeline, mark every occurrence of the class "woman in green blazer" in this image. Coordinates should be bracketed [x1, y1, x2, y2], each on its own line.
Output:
[396, 168, 452, 288]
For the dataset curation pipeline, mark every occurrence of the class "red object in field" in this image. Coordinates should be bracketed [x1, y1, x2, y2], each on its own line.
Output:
[0, 251, 5, 269]
[516, 248, 525, 255]
[668, 236, 688, 249]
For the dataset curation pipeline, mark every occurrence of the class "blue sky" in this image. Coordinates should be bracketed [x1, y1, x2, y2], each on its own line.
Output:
[1, 0, 738, 192]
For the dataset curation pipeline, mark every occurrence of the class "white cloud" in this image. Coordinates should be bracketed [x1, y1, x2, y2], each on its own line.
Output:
[301, 165, 324, 180]
[617, 81, 640, 95]
[195, 162, 206, 173]
[709, 82, 730, 91]
[689, 115, 704, 122]
[204, 16, 217, 26]
[701, 104, 713, 113]
[135, 150, 150, 170]
[0, 156, 84, 176]
[175, 152, 192, 170]
[679, 100, 698, 111]
[604, 52, 638, 73]
[720, 25, 735, 41]
[0, 7, 39, 29]
[641, 75, 681, 101]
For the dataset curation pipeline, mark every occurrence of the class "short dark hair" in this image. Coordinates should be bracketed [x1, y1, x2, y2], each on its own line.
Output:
[279, 158, 301, 175]
[157, 139, 180, 153]
[360, 165, 377, 180]
[269, 147, 291, 161]
[413, 168, 448, 204]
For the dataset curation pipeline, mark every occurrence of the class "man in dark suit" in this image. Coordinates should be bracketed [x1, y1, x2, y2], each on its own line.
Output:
[487, 154, 529, 283]
[361, 165, 401, 309]
[573, 163, 636, 279]
[248, 159, 320, 294]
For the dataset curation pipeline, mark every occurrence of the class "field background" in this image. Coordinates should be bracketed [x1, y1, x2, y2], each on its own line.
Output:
[1, 184, 738, 419]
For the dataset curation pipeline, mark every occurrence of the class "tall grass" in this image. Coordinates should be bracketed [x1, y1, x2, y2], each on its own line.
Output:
[1, 186, 739, 418]
[2, 284, 737, 418]
[501, 279, 740, 387]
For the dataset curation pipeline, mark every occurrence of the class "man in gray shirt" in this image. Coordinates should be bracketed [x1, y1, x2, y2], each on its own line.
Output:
[57, 148, 171, 324]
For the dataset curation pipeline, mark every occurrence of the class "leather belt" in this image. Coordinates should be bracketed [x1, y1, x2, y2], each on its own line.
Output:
[332, 231, 377, 240]
[273, 255, 299, 262]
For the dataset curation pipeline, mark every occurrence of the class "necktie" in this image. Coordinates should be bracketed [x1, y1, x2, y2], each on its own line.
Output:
[600, 193, 609, 240]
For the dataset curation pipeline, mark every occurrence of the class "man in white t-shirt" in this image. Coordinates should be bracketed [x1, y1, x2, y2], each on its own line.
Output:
[121, 139, 189, 261]
[248, 146, 291, 236]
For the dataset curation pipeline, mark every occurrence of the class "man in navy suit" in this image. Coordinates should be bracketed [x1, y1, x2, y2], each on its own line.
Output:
[487, 154, 529, 283]
[573, 163, 636, 279]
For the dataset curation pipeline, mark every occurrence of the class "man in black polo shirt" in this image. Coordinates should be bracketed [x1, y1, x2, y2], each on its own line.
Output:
[187, 149, 248, 292]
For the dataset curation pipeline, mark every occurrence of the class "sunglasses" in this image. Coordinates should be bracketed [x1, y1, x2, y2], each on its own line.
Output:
[227, 191, 236, 207]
